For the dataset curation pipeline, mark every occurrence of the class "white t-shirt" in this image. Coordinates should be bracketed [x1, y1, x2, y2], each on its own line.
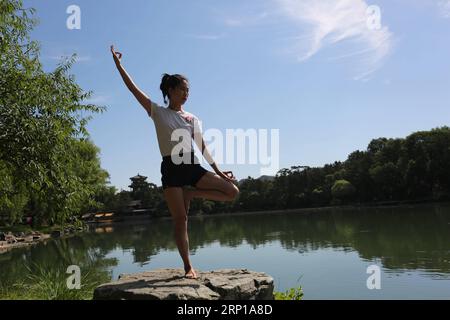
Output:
[148, 100, 202, 158]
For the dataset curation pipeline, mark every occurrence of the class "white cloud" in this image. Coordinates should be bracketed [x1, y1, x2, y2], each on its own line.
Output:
[84, 95, 109, 104]
[49, 55, 91, 63]
[438, 0, 450, 18]
[186, 33, 225, 40]
[224, 11, 269, 27]
[276, 0, 393, 80]
[74, 55, 91, 62]
[224, 18, 244, 27]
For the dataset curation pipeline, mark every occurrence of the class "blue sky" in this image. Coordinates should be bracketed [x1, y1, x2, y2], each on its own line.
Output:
[24, 0, 450, 191]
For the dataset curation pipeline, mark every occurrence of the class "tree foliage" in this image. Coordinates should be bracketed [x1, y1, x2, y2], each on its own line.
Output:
[220, 127, 450, 213]
[1, 0, 109, 225]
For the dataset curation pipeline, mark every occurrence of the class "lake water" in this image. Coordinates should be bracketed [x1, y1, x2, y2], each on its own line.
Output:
[1, 203, 450, 299]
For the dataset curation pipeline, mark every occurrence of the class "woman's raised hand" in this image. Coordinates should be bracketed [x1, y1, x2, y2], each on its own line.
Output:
[110, 45, 122, 66]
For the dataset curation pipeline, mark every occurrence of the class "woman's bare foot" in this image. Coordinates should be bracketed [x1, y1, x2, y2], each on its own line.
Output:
[183, 188, 193, 214]
[184, 268, 198, 279]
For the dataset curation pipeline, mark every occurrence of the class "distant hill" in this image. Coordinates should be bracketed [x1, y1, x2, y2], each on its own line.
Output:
[238, 175, 275, 185]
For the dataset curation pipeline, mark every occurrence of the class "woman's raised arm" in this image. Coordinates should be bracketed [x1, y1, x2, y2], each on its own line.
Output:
[111, 45, 152, 116]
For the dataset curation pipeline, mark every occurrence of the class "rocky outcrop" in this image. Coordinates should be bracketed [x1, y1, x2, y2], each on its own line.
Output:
[0, 231, 51, 254]
[94, 269, 274, 300]
[0, 226, 86, 254]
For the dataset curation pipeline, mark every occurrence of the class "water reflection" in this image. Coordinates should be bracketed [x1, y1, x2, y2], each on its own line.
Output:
[0, 233, 118, 299]
[87, 203, 450, 274]
[1, 203, 450, 295]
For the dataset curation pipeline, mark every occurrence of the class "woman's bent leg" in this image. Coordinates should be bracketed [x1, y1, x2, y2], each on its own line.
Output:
[187, 172, 240, 203]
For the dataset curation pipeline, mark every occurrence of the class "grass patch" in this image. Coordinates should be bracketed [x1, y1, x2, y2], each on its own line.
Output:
[274, 286, 304, 300]
[0, 262, 110, 300]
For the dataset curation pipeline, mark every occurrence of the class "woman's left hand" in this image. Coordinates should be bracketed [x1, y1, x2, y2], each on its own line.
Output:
[216, 170, 236, 183]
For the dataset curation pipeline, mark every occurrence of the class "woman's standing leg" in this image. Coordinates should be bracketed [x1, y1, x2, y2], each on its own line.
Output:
[163, 187, 197, 279]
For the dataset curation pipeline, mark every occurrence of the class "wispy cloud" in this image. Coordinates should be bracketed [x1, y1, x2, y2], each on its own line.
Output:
[48, 55, 91, 63]
[275, 0, 393, 80]
[84, 94, 110, 104]
[224, 18, 244, 27]
[224, 11, 269, 27]
[438, 0, 450, 18]
[185, 33, 226, 40]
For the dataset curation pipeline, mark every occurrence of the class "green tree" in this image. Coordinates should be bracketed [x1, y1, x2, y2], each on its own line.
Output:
[0, 0, 107, 225]
[331, 180, 356, 204]
[344, 150, 373, 202]
[369, 162, 403, 201]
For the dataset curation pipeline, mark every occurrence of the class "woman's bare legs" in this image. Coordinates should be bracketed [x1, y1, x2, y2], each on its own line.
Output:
[183, 172, 240, 213]
[163, 187, 197, 279]
[164, 173, 239, 279]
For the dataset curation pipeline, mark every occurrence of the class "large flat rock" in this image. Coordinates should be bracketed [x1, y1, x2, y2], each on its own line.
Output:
[94, 268, 274, 300]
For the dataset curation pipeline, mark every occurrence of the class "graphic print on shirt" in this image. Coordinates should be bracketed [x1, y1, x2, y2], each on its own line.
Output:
[180, 114, 194, 123]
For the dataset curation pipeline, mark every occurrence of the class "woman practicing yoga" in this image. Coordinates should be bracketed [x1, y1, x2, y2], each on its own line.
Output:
[111, 45, 240, 279]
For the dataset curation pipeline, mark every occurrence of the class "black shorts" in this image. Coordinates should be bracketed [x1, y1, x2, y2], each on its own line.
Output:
[161, 153, 209, 190]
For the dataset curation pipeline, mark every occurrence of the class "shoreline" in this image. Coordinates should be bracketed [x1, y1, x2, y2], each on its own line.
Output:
[166, 199, 450, 220]
[2, 199, 448, 252]
[0, 232, 52, 254]
[0, 225, 86, 255]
